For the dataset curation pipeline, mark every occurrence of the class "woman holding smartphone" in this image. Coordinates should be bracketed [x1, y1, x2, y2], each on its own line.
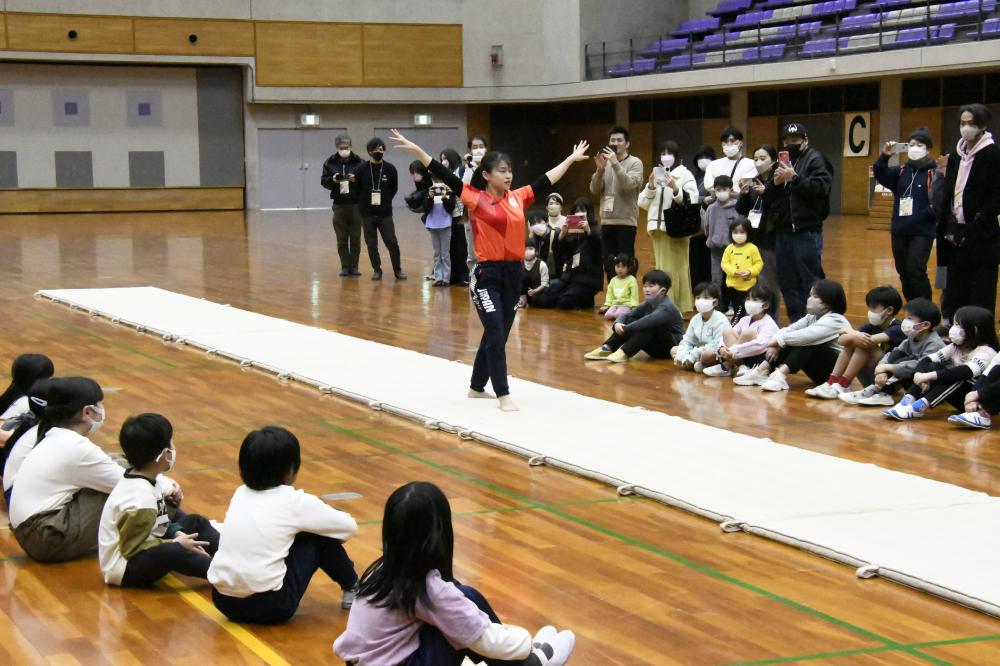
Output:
[736, 144, 784, 319]
[391, 130, 589, 412]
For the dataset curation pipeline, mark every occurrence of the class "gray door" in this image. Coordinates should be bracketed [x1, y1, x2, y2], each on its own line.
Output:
[258, 129, 305, 210]
[374, 127, 464, 200]
[303, 129, 345, 209]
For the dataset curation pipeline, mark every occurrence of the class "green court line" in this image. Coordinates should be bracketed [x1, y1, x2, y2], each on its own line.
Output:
[356, 496, 635, 526]
[731, 633, 1000, 665]
[317, 418, 948, 665]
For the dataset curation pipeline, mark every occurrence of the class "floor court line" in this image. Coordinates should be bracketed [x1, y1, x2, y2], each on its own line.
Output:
[731, 633, 1000, 665]
[316, 419, 948, 664]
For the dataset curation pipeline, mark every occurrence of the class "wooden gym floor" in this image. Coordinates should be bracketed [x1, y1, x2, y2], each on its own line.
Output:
[0, 208, 998, 665]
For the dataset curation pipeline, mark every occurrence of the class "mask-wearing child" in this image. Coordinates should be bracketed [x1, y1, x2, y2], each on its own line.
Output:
[671, 282, 731, 372]
[703, 284, 779, 378]
[519, 240, 549, 309]
[720, 220, 762, 324]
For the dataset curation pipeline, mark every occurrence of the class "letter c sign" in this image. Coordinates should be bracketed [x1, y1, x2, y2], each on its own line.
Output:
[844, 112, 871, 157]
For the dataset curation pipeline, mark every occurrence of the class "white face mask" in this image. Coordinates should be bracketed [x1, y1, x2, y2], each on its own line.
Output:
[338, 149, 350, 159]
[907, 146, 927, 161]
[806, 296, 825, 317]
[156, 447, 176, 471]
[867, 310, 886, 326]
[547, 203, 561, 216]
[86, 404, 105, 436]
[694, 298, 715, 313]
[960, 125, 980, 143]
[949, 325, 966, 345]
[722, 143, 741, 158]
[530, 223, 548, 236]
[471, 147, 486, 160]
[744, 300, 764, 316]
[900, 318, 918, 337]
[660, 154, 675, 169]
[732, 232, 747, 244]
[715, 190, 731, 203]
[755, 159, 773, 174]
[697, 158, 712, 172]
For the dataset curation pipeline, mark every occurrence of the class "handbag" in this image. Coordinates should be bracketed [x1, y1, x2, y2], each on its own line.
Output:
[664, 189, 702, 238]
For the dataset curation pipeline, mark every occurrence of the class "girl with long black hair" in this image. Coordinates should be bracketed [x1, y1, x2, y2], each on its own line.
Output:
[0, 353, 54, 442]
[391, 129, 589, 412]
[335, 481, 575, 665]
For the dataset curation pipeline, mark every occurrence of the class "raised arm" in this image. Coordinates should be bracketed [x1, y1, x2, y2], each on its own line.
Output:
[545, 141, 590, 186]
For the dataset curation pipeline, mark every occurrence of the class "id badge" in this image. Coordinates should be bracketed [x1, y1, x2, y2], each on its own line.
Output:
[339, 181, 350, 194]
[371, 191, 381, 206]
[954, 190, 963, 210]
[748, 210, 762, 228]
[898, 196, 913, 217]
[434, 195, 443, 205]
[601, 195, 615, 216]
[572, 252, 581, 269]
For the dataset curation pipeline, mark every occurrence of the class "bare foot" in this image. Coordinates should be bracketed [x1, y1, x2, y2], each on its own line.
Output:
[468, 388, 496, 399]
[498, 395, 520, 412]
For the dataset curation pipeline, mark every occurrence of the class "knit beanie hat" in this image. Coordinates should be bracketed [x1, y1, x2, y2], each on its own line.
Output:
[908, 127, 933, 149]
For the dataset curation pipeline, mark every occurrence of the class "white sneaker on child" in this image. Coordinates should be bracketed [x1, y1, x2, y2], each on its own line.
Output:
[703, 364, 730, 377]
[814, 383, 847, 400]
[839, 384, 879, 405]
[533, 625, 557, 648]
[735, 365, 750, 377]
[805, 383, 830, 397]
[693, 361, 704, 373]
[734, 364, 769, 386]
[760, 370, 790, 392]
[857, 391, 896, 407]
[545, 630, 576, 666]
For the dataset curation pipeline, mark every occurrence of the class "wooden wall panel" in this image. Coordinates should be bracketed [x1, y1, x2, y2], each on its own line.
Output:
[255, 22, 362, 87]
[362, 24, 462, 87]
[841, 111, 878, 215]
[0, 13, 7, 50]
[701, 118, 730, 149]
[747, 116, 778, 152]
[5, 13, 134, 53]
[900, 107, 943, 165]
[466, 105, 490, 144]
[134, 18, 254, 56]
[0, 187, 243, 214]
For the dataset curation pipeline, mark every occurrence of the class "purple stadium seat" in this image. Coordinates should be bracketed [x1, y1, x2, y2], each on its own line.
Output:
[638, 37, 690, 56]
[672, 17, 721, 37]
[710, 0, 754, 16]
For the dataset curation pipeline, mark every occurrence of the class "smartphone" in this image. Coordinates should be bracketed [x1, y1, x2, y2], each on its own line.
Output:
[565, 213, 584, 230]
[652, 166, 667, 185]
[778, 150, 791, 166]
[739, 177, 753, 190]
[891, 142, 909, 154]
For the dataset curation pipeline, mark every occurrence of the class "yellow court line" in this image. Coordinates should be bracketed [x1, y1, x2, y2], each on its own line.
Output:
[164, 576, 291, 666]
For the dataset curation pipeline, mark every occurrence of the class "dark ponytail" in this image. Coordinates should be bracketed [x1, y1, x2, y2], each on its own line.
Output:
[0, 354, 54, 416]
[0, 378, 50, 471]
[36, 376, 103, 442]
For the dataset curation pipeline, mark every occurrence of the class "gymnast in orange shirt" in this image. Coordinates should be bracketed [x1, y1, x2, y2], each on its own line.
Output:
[391, 129, 589, 412]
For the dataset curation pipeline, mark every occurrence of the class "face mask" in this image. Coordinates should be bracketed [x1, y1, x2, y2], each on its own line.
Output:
[806, 296, 825, 317]
[907, 146, 927, 161]
[694, 298, 715, 313]
[867, 310, 886, 326]
[660, 154, 675, 169]
[949, 325, 966, 345]
[755, 159, 773, 174]
[697, 158, 711, 172]
[900, 318, 918, 337]
[715, 190, 731, 203]
[732, 232, 747, 244]
[744, 300, 764, 316]
[338, 149, 350, 159]
[547, 204, 561, 216]
[784, 143, 802, 160]
[370, 151, 384, 161]
[530, 223, 548, 236]
[440, 158, 450, 168]
[960, 125, 980, 142]
[471, 147, 486, 160]
[86, 404, 105, 437]
[722, 143, 740, 158]
[524, 249, 536, 261]
[156, 448, 176, 472]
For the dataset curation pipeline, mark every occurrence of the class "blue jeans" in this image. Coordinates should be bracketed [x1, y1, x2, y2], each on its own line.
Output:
[775, 230, 825, 322]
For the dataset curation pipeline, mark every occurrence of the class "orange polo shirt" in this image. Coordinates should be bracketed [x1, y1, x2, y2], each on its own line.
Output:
[461, 184, 534, 262]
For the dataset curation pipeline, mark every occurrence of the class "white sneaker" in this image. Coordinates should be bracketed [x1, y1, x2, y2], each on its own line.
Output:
[948, 412, 992, 429]
[734, 365, 769, 386]
[857, 391, 897, 407]
[703, 363, 730, 377]
[545, 630, 576, 666]
[760, 370, 790, 392]
[839, 384, 879, 405]
[814, 382, 847, 400]
[693, 361, 704, 373]
[735, 365, 750, 377]
[805, 382, 831, 397]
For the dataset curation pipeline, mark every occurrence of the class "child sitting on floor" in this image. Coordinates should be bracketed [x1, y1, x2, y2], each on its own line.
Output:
[884, 306, 998, 421]
[807, 285, 904, 399]
[951, 354, 1000, 430]
[98, 413, 220, 587]
[334, 481, 575, 666]
[719, 219, 763, 323]
[584, 270, 684, 363]
[838, 298, 945, 407]
[702, 284, 779, 378]
[518, 238, 550, 309]
[671, 282, 731, 371]
[0, 353, 54, 445]
[598, 253, 639, 320]
[735, 279, 850, 392]
[209, 426, 359, 624]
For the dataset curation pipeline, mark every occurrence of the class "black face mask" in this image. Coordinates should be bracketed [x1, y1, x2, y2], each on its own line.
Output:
[369, 151, 384, 161]
[784, 143, 803, 160]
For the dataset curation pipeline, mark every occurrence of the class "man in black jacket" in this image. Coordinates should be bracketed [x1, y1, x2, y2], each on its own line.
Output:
[767, 122, 833, 322]
[321, 134, 365, 277]
[356, 138, 406, 281]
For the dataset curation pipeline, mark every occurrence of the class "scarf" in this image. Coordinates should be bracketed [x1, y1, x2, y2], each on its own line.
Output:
[954, 131, 995, 223]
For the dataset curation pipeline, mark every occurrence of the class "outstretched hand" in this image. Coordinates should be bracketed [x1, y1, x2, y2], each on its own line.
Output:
[389, 129, 421, 155]
[569, 140, 590, 162]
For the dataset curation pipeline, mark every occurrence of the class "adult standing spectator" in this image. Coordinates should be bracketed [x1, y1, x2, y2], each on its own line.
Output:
[590, 126, 644, 281]
[736, 144, 783, 319]
[690, 145, 717, 290]
[873, 128, 937, 301]
[460, 134, 490, 276]
[639, 140, 699, 313]
[768, 122, 833, 322]
[703, 127, 757, 194]
[937, 103, 1000, 321]
[357, 138, 406, 281]
[439, 148, 470, 285]
[321, 135, 365, 277]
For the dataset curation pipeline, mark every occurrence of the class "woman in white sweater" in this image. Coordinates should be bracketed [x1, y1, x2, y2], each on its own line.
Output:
[638, 140, 700, 313]
[735, 280, 851, 392]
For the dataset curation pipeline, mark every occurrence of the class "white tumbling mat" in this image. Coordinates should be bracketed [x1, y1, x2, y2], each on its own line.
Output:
[37, 287, 1000, 616]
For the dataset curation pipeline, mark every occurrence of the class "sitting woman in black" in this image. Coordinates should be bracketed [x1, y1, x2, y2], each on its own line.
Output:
[533, 197, 604, 310]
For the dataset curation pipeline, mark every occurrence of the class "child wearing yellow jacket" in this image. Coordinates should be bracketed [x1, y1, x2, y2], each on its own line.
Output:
[721, 219, 763, 322]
